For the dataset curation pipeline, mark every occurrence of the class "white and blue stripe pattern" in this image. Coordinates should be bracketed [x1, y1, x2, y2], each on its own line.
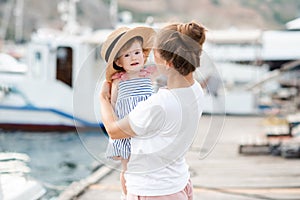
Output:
[107, 78, 153, 159]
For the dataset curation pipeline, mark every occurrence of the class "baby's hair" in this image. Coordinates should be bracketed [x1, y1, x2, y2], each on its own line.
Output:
[113, 36, 143, 71]
[155, 21, 206, 75]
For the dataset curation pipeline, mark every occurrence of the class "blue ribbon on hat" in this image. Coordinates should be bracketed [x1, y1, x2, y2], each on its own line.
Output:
[105, 32, 126, 62]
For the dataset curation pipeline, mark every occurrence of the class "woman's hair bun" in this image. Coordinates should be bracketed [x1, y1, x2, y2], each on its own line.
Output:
[177, 22, 206, 46]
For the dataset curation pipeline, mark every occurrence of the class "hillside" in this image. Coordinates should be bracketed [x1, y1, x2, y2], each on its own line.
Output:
[118, 0, 300, 29]
[0, 0, 299, 41]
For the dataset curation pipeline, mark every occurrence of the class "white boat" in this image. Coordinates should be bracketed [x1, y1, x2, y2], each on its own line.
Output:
[0, 0, 113, 131]
[0, 152, 46, 200]
[205, 27, 300, 70]
[0, 27, 112, 131]
[196, 58, 270, 115]
[201, 23, 300, 115]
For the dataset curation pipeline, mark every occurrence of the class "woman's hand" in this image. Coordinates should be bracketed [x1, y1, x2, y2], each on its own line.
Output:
[100, 81, 112, 102]
[99, 80, 136, 139]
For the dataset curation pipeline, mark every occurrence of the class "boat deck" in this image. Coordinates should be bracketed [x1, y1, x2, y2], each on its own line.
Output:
[61, 116, 300, 200]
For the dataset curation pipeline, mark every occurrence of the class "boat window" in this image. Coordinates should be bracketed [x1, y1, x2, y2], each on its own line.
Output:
[32, 51, 42, 77]
[35, 52, 41, 60]
[56, 47, 73, 87]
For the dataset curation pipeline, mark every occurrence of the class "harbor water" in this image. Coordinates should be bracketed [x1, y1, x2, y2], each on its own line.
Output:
[0, 130, 108, 198]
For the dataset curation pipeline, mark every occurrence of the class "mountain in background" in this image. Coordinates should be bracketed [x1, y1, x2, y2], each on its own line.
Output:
[119, 0, 300, 29]
[0, 0, 300, 41]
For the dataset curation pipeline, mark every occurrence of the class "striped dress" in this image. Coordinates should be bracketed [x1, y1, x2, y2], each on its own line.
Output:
[106, 77, 154, 160]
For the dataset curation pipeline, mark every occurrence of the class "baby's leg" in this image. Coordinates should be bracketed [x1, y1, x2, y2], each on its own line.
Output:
[120, 158, 129, 195]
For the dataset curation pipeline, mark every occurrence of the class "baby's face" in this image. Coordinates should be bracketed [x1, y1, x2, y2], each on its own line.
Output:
[116, 41, 144, 73]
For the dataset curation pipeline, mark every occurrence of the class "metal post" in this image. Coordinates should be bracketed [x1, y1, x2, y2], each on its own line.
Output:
[0, 175, 3, 200]
[0, 0, 14, 40]
[110, 0, 118, 28]
[15, 0, 24, 42]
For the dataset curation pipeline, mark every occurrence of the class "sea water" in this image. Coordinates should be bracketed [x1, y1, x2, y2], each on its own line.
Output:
[0, 130, 108, 198]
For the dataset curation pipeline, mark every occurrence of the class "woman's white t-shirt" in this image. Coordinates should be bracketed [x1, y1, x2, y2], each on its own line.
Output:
[126, 81, 204, 196]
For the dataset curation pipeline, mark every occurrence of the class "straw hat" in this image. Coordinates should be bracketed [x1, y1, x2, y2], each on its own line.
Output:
[101, 26, 156, 81]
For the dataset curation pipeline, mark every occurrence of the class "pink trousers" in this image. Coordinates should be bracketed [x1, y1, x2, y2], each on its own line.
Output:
[127, 179, 193, 200]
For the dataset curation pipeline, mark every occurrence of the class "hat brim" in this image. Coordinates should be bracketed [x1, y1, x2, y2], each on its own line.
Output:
[105, 27, 156, 81]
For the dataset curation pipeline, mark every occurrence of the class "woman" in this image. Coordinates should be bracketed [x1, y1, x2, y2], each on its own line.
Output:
[100, 21, 206, 199]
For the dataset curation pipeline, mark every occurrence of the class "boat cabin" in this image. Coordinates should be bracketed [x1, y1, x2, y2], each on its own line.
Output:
[26, 28, 112, 87]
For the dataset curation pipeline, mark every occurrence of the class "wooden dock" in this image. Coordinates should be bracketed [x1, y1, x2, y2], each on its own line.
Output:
[61, 116, 300, 200]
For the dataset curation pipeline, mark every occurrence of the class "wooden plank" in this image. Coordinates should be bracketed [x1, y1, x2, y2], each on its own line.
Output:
[76, 116, 300, 200]
[57, 165, 118, 200]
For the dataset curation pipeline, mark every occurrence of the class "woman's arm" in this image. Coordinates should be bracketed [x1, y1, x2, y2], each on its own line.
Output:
[99, 81, 136, 139]
[110, 79, 118, 108]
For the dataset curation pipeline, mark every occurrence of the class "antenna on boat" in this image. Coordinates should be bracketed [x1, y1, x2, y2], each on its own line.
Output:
[58, 0, 80, 34]
[15, 0, 24, 42]
[0, 0, 24, 42]
[110, 0, 118, 28]
[0, 1, 14, 41]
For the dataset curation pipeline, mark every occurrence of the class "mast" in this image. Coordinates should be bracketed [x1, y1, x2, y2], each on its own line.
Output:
[110, 0, 118, 27]
[58, 0, 80, 34]
[15, 0, 24, 42]
[0, 1, 14, 41]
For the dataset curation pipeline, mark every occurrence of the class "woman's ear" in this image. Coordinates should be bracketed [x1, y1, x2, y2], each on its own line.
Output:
[166, 60, 173, 68]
